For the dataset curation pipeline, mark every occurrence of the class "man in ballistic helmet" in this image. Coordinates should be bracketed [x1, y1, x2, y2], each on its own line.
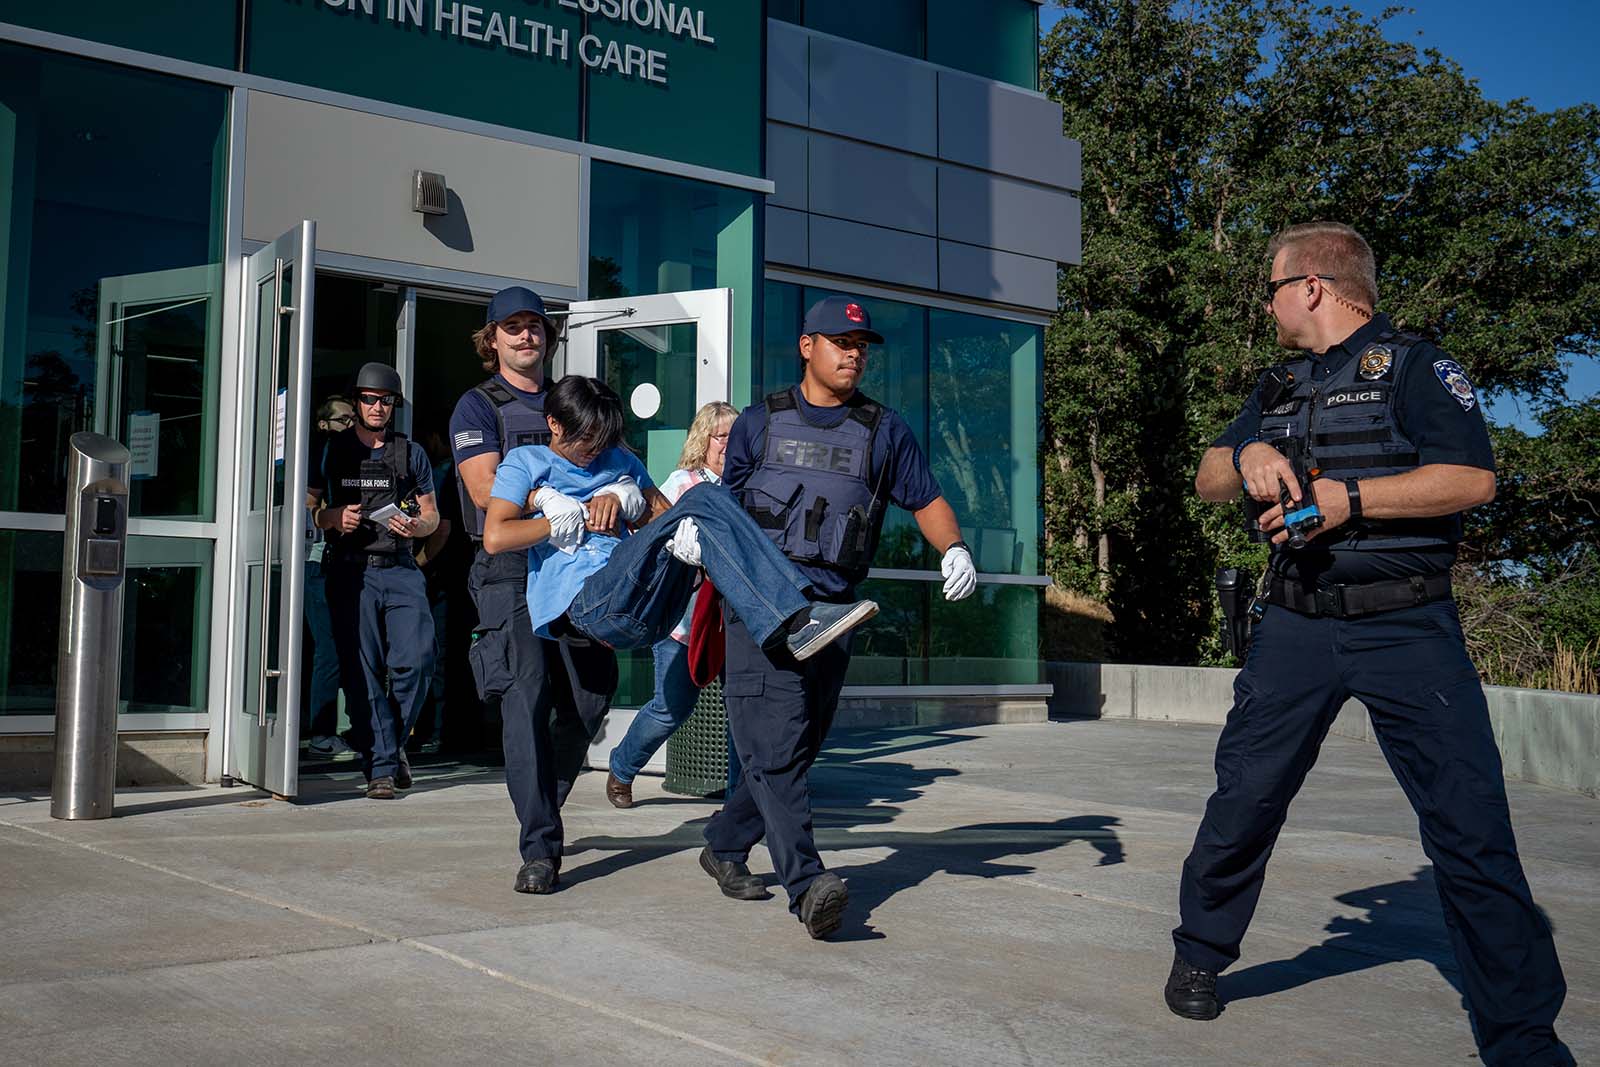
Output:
[308, 362, 439, 799]
[703, 295, 978, 939]
[449, 287, 616, 893]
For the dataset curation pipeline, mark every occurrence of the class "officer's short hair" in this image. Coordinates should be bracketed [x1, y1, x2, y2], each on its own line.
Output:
[315, 395, 351, 422]
[1267, 222, 1378, 308]
[545, 375, 625, 453]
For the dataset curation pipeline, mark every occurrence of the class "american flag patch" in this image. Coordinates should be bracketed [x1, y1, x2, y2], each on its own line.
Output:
[453, 429, 484, 450]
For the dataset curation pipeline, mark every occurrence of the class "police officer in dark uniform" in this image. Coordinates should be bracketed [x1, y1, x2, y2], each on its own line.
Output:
[702, 295, 978, 939]
[449, 286, 616, 894]
[308, 362, 439, 799]
[1165, 223, 1569, 1066]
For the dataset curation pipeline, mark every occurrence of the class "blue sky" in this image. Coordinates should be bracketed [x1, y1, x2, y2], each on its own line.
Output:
[1041, 1, 1599, 426]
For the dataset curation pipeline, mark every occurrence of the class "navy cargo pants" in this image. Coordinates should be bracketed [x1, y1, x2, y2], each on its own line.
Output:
[704, 610, 852, 913]
[468, 547, 615, 863]
[1174, 598, 1568, 1066]
[324, 552, 435, 782]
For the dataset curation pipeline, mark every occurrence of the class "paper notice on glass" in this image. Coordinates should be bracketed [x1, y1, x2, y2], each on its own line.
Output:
[128, 411, 160, 480]
[274, 387, 286, 465]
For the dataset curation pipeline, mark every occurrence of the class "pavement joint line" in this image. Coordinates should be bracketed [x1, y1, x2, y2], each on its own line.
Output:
[400, 939, 788, 1067]
[0, 816, 792, 1062]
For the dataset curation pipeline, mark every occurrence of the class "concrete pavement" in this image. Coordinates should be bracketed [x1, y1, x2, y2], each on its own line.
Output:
[1, 719, 1594, 1065]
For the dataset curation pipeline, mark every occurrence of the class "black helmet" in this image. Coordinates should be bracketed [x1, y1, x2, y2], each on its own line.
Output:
[352, 362, 404, 405]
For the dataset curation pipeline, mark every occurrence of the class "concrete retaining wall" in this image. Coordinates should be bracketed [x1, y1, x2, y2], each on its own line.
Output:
[0, 732, 208, 793]
[1046, 661, 1599, 797]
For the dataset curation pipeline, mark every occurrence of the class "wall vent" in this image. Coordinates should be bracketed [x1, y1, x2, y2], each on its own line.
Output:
[412, 170, 448, 216]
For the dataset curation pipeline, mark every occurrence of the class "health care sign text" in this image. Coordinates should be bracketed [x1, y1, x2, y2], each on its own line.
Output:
[321, 0, 715, 84]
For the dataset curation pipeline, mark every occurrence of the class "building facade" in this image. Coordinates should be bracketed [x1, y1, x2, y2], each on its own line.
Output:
[0, 1, 1080, 792]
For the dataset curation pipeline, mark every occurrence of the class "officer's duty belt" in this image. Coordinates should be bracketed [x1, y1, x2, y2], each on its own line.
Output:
[1264, 572, 1451, 619]
[326, 551, 413, 569]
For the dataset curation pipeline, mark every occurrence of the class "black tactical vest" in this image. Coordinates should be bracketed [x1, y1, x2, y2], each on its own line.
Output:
[324, 429, 416, 556]
[459, 378, 552, 541]
[1256, 331, 1457, 550]
[741, 388, 889, 576]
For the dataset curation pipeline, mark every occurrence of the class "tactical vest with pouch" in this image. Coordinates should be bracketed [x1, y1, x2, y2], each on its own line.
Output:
[324, 429, 416, 556]
[459, 377, 552, 541]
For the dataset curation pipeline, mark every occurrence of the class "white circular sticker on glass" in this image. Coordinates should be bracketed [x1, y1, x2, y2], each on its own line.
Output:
[630, 382, 662, 420]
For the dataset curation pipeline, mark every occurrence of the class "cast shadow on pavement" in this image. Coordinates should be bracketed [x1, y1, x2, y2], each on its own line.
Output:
[824, 815, 1125, 942]
[1219, 867, 1465, 1004]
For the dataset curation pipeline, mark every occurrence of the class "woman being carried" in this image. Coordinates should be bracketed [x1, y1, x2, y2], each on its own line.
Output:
[482, 376, 877, 667]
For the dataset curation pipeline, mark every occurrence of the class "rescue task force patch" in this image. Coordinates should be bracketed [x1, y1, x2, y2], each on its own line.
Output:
[1358, 345, 1394, 380]
[1433, 359, 1477, 411]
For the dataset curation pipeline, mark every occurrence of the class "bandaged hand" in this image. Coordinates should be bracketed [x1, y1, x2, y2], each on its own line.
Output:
[667, 516, 702, 568]
[940, 543, 977, 601]
[593, 475, 647, 523]
[534, 486, 588, 553]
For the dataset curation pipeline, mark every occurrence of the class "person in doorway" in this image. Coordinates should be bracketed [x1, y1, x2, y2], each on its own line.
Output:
[604, 400, 742, 810]
[482, 376, 882, 892]
[1164, 222, 1569, 1067]
[449, 287, 617, 894]
[308, 363, 439, 800]
[303, 394, 355, 760]
[703, 295, 977, 940]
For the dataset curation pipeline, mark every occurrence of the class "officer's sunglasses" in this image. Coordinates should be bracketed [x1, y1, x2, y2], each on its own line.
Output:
[356, 393, 396, 407]
[1264, 274, 1335, 302]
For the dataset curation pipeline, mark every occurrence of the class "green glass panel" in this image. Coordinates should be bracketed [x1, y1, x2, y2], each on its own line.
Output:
[805, 0, 924, 58]
[926, 0, 1038, 90]
[601, 320, 697, 486]
[588, 163, 757, 396]
[844, 579, 1043, 686]
[0, 0, 236, 68]
[245, 0, 582, 141]
[0, 43, 229, 515]
[584, 0, 762, 176]
[759, 279, 804, 399]
[0, 531, 213, 715]
[928, 310, 1041, 575]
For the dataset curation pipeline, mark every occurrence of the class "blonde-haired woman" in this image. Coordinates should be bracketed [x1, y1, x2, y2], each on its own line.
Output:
[605, 400, 741, 808]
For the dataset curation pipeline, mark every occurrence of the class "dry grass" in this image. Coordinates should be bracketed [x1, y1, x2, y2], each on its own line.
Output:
[1042, 585, 1113, 663]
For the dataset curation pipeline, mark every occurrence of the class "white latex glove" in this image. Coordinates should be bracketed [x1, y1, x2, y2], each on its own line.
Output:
[593, 475, 647, 523]
[940, 543, 977, 601]
[534, 486, 588, 554]
[667, 516, 702, 568]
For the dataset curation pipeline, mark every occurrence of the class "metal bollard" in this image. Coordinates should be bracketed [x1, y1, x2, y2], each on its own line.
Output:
[51, 432, 131, 820]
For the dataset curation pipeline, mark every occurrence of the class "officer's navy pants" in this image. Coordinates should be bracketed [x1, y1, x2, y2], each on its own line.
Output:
[324, 555, 435, 782]
[1174, 598, 1567, 1066]
[704, 611, 851, 913]
[468, 548, 615, 863]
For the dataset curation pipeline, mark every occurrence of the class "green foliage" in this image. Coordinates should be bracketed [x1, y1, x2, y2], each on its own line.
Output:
[1040, 0, 1600, 669]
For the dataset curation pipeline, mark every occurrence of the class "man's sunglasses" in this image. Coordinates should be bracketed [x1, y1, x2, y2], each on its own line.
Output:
[1264, 274, 1335, 302]
[356, 393, 396, 407]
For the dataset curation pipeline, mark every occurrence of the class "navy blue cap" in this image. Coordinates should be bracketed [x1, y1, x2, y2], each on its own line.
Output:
[802, 295, 884, 344]
[486, 286, 556, 329]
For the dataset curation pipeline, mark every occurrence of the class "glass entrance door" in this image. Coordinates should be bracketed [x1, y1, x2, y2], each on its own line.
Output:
[227, 223, 316, 796]
[564, 289, 731, 485]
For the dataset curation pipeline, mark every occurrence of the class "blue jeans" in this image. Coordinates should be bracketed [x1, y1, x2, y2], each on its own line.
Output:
[609, 637, 740, 792]
[303, 558, 341, 738]
[568, 482, 811, 651]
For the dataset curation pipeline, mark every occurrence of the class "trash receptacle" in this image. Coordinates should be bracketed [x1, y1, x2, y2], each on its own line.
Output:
[663, 678, 728, 796]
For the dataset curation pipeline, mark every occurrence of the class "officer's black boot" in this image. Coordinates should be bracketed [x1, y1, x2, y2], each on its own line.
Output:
[1164, 953, 1221, 1020]
[514, 857, 560, 894]
[797, 871, 848, 940]
[698, 846, 772, 900]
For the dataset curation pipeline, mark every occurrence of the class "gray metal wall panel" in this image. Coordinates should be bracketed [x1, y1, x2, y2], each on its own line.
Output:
[766, 206, 809, 267]
[939, 240, 1060, 310]
[766, 124, 808, 211]
[808, 133, 937, 236]
[938, 166, 1080, 264]
[811, 215, 938, 291]
[809, 35, 937, 156]
[937, 70, 1079, 190]
[767, 18, 809, 126]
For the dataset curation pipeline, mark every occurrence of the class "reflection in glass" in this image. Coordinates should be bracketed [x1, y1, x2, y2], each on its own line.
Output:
[0, 531, 212, 715]
[601, 321, 697, 486]
[0, 43, 228, 515]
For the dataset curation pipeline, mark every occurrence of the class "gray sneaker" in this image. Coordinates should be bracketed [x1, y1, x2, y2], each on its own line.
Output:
[785, 600, 879, 661]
